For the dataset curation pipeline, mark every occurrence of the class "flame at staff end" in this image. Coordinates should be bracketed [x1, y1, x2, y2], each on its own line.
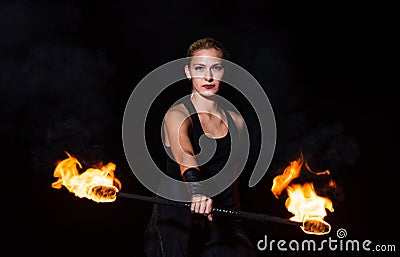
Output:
[51, 151, 121, 203]
[271, 152, 335, 235]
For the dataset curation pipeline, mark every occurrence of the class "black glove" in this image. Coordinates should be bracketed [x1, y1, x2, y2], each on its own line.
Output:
[182, 168, 205, 196]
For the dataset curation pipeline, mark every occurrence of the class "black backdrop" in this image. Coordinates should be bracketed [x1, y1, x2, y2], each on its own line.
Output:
[3, 0, 396, 256]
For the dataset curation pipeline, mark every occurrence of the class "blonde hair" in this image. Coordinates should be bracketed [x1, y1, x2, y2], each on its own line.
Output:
[186, 37, 229, 59]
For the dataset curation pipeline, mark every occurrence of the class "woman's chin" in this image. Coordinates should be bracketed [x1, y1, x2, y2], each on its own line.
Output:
[199, 91, 218, 98]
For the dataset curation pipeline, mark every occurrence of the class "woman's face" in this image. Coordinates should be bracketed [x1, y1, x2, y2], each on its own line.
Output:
[185, 48, 224, 97]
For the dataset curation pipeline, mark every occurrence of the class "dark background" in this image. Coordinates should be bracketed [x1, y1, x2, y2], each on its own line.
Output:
[3, 0, 396, 256]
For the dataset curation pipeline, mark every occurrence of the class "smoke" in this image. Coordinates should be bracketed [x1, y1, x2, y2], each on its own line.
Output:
[226, 28, 360, 211]
[227, 33, 360, 167]
[2, 1, 117, 173]
[3, 1, 361, 185]
[232, 30, 361, 174]
[26, 42, 116, 172]
[277, 123, 360, 172]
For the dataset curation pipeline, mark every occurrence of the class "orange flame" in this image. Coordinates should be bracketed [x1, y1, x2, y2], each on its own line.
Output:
[51, 151, 121, 203]
[271, 154, 303, 198]
[272, 152, 335, 235]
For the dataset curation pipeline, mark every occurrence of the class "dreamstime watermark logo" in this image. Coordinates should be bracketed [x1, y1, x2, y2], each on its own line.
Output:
[257, 228, 397, 253]
[122, 57, 276, 201]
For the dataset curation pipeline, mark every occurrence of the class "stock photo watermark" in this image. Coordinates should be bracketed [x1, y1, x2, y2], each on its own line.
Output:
[257, 228, 397, 253]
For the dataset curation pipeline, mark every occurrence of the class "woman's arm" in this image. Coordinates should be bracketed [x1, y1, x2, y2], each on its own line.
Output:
[163, 105, 213, 220]
[164, 107, 198, 173]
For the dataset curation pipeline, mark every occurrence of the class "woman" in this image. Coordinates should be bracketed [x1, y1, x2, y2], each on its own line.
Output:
[144, 37, 256, 257]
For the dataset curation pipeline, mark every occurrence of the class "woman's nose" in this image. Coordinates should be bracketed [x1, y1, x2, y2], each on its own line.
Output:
[204, 69, 213, 81]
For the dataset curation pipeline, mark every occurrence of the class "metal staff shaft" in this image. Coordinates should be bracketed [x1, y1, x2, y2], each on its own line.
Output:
[117, 192, 301, 226]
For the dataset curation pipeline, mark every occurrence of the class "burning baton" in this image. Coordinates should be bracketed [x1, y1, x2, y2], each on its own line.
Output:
[52, 151, 335, 236]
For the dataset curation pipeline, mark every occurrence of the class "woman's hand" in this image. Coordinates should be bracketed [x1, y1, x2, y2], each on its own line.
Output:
[191, 194, 213, 221]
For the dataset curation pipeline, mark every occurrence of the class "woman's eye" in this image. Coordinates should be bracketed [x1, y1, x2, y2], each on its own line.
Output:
[194, 66, 204, 71]
[213, 65, 223, 71]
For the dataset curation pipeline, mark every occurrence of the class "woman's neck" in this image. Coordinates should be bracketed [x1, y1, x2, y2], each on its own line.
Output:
[191, 93, 220, 114]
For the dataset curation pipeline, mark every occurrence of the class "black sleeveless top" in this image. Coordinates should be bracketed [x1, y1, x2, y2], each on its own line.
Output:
[144, 98, 256, 257]
[164, 99, 239, 210]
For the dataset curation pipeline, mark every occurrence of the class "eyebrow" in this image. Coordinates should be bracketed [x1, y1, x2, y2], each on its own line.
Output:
[191, 62, 222, 67]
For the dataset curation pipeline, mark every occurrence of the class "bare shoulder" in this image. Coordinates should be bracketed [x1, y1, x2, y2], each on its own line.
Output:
[227, 110, 245, 133]
[164, 103, 191, 125]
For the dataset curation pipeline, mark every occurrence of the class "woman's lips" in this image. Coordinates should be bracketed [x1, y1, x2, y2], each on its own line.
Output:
[203, 85, 215, 89]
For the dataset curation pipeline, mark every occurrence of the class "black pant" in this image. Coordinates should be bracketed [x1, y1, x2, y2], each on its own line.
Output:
[144, 202, 256, 257]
